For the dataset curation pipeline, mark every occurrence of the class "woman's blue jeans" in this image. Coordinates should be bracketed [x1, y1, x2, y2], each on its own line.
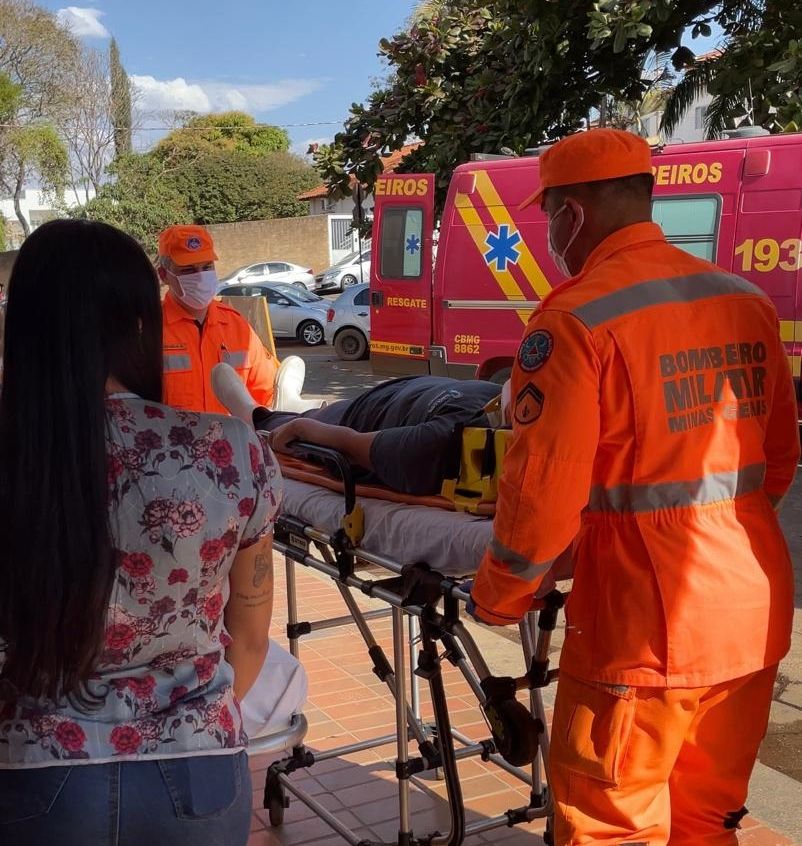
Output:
[0, 751, 252, 846]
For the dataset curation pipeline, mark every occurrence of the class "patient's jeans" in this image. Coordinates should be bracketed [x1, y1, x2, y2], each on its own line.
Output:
[0, 751, 252, 846]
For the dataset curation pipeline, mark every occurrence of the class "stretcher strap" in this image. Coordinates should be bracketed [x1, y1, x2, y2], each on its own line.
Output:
[277, 455, 496, 516]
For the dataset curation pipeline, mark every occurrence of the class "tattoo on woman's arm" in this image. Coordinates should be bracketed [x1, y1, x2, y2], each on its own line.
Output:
[252, 553, 272, 588]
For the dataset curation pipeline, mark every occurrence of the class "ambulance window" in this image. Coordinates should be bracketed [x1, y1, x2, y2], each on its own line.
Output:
[652, 196, 720, 261]
[380, 207, 423, 280]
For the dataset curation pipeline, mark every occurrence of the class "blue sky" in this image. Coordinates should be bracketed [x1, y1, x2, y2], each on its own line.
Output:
[43, 1, 418, 153]
[43, 3, 721, 155]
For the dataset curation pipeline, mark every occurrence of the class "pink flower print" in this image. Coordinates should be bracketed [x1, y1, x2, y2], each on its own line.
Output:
[249, 442, 262, 475]
[219, 705, 234, 734]
[144, 405, 165, 419]
[122, 552, 154, 578]
[109, 725, 142, 755]
[55, 721, 86, 753]
[105, 623, 135, 651]
[194, 654, 218, 685]
[150, 596, 176, 618]
[169, 685, 189, 705]
[171, 499, 206, 538]
[218, 465, 240, 489]
[107, 454, 125, 486]
[134, 429, 163, 452]
[140, 498, 175, 541]
[203, 592, 224, 624]
[221, 529, 238, 550]
[127, 675, 157, 698]
[168, 426, 194, 447]
[168, 568, 189, 585]
[238, 498, 254, 518]
[200, 538, 226, 564]
[209, 439, 234, 468]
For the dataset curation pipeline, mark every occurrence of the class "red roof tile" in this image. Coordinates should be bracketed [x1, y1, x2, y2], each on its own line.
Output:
[297, 143, 422, 201]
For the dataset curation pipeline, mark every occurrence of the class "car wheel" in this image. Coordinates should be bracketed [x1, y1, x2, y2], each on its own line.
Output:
[298, 320, 324, 346]
[334, 328, 368, 361]
[341, 273, 359, 289]
[292, 281, 307, 289]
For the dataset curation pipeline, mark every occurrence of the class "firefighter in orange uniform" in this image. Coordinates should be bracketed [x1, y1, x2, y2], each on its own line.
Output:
[468, 129, 799, 844]
[157, 225, 277, 413]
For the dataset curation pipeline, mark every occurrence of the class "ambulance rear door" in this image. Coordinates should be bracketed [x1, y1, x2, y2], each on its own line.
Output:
[370, 174, 435, 376]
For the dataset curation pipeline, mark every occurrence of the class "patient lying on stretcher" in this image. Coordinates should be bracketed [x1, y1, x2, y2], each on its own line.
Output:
[213, 364, 506, 496]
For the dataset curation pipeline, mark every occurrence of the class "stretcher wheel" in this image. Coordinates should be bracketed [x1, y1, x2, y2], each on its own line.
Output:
[264, 775, 289, 827]
[483, 698, 541, 768]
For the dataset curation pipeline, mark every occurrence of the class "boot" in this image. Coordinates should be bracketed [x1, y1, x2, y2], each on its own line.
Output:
[272, 356, 324, 412]
[211, 363, 258, 422]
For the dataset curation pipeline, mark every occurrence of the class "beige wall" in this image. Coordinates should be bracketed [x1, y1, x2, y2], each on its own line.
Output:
[206, 216, 331, 277]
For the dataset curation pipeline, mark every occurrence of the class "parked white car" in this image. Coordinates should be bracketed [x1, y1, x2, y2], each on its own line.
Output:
[325, 284, 370, 360]
[220, 261, 315, 290]
[315, 248, 371, 293]
[218, 281, 328, 345]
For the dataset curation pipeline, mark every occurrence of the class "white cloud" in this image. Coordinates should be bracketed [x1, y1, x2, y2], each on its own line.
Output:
[131, 75, 322, 116]
[131, 75, 212, 113]
[56, 7, 110, 38]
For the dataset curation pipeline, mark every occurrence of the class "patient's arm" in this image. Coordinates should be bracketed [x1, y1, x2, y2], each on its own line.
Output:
[268, 417, 377, 471]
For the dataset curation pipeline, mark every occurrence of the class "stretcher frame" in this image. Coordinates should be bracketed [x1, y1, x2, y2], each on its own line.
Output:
[260, 444, 562, 846]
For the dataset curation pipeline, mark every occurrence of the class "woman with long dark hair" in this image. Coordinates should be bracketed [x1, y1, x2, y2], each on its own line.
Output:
[0, 220, 281, 845]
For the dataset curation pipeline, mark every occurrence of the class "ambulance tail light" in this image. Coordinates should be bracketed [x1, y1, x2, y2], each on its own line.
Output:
[326, 308, 335, 323]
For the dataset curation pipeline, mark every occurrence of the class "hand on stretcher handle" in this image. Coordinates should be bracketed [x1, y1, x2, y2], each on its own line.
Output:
[289, 441, 357, 515]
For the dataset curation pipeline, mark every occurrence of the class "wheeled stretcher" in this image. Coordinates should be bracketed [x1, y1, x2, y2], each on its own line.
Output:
[260, 443, 564, 846]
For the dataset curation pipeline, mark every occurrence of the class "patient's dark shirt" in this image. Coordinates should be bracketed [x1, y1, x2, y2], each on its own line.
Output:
[320, 376, 501, 495]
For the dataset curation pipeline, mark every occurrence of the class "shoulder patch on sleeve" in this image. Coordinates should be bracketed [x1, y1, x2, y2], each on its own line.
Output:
[518, 329, 553, 372]
[514, 383, 544, 425]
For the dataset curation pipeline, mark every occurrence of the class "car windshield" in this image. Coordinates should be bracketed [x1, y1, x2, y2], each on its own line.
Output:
[273, 284, 322, 303]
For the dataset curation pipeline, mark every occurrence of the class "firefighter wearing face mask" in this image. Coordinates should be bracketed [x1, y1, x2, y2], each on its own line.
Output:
[157, 225, 277, 413]
[468, 130, 798, 844]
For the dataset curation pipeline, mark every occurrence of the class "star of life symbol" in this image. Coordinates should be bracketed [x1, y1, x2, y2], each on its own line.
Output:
[406, 234, 421, 255]
[484, 224, 521, 271]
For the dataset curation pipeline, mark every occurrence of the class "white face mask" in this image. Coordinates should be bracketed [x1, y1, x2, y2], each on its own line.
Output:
[547, 203, 584, 278]
[172, 269, 218, 310]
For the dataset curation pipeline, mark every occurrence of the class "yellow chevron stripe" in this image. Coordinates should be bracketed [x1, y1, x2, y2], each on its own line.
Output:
[473, 170, 551, 298]
[791, 355, 801, 378]
[779, 320, 802, 343]
[454, 191, 532, 325]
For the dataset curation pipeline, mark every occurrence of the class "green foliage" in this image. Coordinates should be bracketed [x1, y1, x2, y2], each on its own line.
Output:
[72, 154, 189, 255]
[110, 38, 132, 158]
[6, 124, 68, 194]
[0, 71, 22, 121]
[153, 112, 290, 162]
[662, 7, 802, 138]
[168, 151, 319, 224]
[0, 215, 6, 252]
[73, 148, 318, 254]
[315, 1, 776, 213]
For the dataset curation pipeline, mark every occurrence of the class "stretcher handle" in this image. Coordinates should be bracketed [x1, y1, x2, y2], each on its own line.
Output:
[288, 441, 357, 515]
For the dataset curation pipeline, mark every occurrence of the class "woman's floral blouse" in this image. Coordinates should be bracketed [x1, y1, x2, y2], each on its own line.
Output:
[0, 396, 282, 766]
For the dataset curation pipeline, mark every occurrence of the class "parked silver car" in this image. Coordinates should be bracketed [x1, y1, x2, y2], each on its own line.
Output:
[324, 284, 370, 360]
[218, 282, 328, 346]
[315, 248, 371, 293]
[220, 261, 316, 290]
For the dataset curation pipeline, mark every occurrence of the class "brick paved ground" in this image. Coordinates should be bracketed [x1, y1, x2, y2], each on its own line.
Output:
[246, 557, 795, 846]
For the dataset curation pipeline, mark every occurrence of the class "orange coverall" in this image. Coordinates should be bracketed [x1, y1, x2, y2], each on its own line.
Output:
[162, 291, 277, 414]
[471, 222, 799, 844]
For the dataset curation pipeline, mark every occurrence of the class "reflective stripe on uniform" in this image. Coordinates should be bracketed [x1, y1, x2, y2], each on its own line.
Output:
[163, 354, 192, 371]
[588, 462, 766, 513]
[572, 272, 765, 329]
[222, 350, 248, 368]
[488, 536, 554, 581]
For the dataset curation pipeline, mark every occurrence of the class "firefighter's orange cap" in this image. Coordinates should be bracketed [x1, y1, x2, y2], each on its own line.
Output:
[158, 225, 218, 266]
[519, 129, 652, 209]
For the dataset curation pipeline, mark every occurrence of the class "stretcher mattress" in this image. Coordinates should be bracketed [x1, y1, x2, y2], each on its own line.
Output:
[241, 640, 308, 740]
[282, 478, 492, 577]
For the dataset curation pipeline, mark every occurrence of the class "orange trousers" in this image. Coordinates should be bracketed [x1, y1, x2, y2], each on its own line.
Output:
[549, 666, 777, 845]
